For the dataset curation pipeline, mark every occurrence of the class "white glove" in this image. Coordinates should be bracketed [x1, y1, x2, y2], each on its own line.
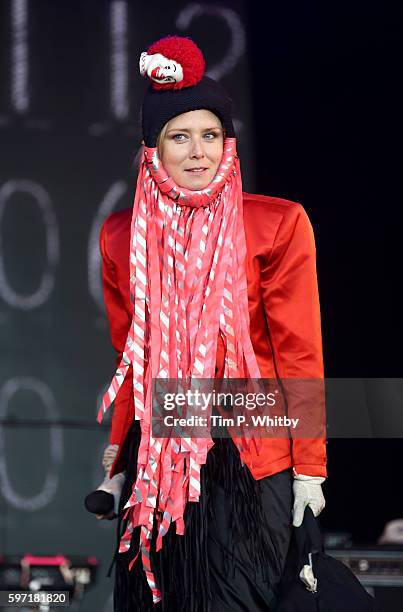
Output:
[96, 444, 125, 519]
[292, 474, 326, 527]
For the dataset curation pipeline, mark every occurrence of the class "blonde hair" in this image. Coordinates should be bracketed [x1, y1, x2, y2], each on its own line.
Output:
[156, 123, 169, 155]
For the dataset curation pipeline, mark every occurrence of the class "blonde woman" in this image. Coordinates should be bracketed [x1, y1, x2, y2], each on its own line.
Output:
[88, 36, 326, 611]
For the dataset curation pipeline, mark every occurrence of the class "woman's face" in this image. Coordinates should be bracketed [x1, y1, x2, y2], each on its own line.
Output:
[158, 109, 224, 191]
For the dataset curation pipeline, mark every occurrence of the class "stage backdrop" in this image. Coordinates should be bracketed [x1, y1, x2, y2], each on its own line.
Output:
[0, 1, 254, 610]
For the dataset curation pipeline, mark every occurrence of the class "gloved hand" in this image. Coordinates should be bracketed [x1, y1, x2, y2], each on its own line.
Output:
[292, 474, 326, 527]
[84, 444, 125, 520]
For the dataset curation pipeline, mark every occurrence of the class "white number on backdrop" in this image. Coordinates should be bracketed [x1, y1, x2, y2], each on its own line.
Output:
[176, 4, 245, 81]
[11, 0, 29, 114]
[0, 377, 63, 511]
[110, 1, 129, 121]
[88, 181, 128, 313]
[0, 180, 59, 309]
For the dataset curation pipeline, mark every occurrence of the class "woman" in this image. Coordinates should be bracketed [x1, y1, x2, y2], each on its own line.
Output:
[91, 36, 327, 611]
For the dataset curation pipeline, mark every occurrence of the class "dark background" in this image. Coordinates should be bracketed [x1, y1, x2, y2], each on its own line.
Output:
[0, 1, 402, 610]
[246, 0, 402, 542]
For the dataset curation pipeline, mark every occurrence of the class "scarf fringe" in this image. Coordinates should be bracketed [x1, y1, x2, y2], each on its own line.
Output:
[113, 427, 283, 612]
[101, 138, 264, 605]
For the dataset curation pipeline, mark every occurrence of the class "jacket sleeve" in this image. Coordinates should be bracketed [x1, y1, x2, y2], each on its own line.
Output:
[260, 203, 327, 477]
[99, 219, 133, 446]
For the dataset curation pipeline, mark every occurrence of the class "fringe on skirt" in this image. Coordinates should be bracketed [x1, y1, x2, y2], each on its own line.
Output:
[111, 424, 293, 612]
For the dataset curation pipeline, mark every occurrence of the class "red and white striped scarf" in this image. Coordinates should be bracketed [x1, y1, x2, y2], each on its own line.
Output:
[98, 137, 261, 603]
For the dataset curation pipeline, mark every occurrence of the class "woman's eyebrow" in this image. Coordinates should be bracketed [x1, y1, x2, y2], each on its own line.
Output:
[166, 126, 222, 133]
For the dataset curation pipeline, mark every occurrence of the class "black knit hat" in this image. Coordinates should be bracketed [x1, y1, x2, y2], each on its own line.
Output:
[139, 36, 235, 147]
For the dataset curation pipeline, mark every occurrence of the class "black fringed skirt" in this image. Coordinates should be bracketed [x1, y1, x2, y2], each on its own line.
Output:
[112, 424, 293, 612]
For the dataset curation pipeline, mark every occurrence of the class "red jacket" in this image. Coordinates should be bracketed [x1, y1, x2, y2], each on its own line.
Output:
[100, 192, 327, 480]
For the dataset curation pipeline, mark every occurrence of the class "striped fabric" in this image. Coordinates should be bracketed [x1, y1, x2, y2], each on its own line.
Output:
[98, 137, 261, 603]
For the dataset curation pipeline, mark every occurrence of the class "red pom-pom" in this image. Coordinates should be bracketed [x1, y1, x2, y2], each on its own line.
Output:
[145, 36, 205, 90]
